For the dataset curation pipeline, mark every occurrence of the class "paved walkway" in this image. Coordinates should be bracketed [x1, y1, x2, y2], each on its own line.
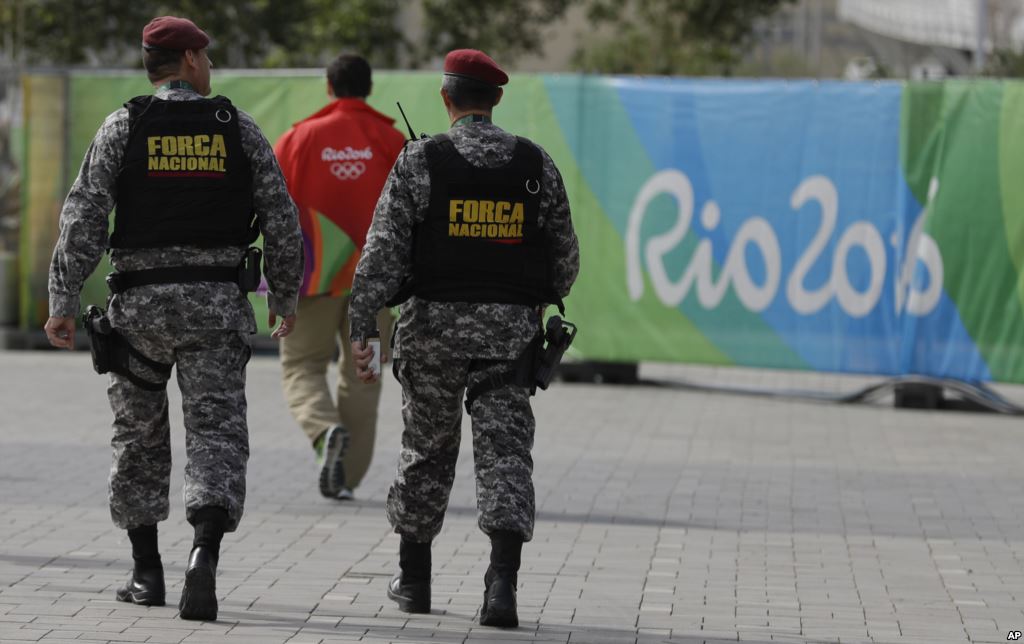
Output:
[0, 350, 1022, 644]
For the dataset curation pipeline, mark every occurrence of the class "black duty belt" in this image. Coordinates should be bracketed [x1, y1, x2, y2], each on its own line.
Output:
[106, 266, 239, 294]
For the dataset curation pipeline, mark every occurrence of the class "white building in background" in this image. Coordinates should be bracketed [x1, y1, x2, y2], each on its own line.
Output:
[745, 0, 1024, 79]
[839, 0, 986, 52]
[838, 0, 1024, 72]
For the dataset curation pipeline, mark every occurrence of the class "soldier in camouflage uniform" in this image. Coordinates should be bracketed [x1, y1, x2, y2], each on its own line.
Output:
[43, 16, 303, 622]
[348, 49, 579, 628]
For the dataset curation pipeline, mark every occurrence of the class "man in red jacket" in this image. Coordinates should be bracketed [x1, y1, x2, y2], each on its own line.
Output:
[274, 54, 405, 500]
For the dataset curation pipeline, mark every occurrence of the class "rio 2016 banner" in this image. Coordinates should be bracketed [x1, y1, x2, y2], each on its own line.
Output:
[552, 77, 1024, 384]
[17, 73, 1024, 383]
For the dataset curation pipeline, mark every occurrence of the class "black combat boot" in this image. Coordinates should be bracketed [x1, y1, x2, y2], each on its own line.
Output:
[116, 524, 166, 606]
[386, 538, 431, 613]
[479, 530, 523, 628]
[179, 506, 228, 621]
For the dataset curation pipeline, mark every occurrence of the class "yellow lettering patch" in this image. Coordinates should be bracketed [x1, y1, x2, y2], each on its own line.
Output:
[447, 199, 525, 241]
[146, 134, 228, 176]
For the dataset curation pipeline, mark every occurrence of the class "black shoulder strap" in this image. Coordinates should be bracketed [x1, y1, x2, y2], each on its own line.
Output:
[209, 95, 239, 124]
[124, 95, 156, 136]
[514, 136, 543, 177]
[426, 133, 460, 168]
[124, 95, 155, 113]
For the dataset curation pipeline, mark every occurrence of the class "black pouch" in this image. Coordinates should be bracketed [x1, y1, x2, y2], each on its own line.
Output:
[82, 305, 114, 375]
[533, 316, 577, 391]
[237, 246, 263, 293]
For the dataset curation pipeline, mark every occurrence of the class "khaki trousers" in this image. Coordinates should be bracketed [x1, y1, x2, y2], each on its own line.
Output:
[280, 294, 393, 489]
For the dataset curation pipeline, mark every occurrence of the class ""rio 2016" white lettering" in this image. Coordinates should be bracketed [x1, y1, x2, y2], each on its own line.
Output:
[625, 170, 944, 318]
[321, 146, 373, 161]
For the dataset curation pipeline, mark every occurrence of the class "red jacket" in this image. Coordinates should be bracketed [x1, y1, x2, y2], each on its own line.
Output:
[274, 98, 405, 296]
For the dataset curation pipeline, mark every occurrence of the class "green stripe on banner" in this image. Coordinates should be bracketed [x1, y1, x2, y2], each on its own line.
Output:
[904, 80, 1024, 381]
[999, 84, 1024, 326]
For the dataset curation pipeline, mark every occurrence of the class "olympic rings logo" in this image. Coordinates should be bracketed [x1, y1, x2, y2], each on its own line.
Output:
[330, 161, 366, 180]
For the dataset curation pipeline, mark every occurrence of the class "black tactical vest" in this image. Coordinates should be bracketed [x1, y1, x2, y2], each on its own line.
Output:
[111, 95, 258, 249]
[389, 133, 559, 308]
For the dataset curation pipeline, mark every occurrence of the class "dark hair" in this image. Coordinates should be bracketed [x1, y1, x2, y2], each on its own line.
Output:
[142, 47, 185, 83]
[441, 74, 501, 111]
[327, 54, 372, 98]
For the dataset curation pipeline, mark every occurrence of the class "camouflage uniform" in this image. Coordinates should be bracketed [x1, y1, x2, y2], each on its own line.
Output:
[349, 121, 579, 543]
[48, 86, 303, 531]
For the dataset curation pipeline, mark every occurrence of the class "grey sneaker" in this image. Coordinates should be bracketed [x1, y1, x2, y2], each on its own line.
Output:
[317, 425, 349, 498]
[335, 487, 355, 501]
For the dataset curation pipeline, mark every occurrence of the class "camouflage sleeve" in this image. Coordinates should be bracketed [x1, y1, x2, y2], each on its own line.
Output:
[538, 147, 580, 299]
[238, 110, 303, 317]
[349, 141, 429, 340]
[48, 109, 128, 318]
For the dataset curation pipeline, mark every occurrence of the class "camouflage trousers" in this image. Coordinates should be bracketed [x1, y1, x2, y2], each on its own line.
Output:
[107, 328, 251, 531]
[386, 355, 536, 543]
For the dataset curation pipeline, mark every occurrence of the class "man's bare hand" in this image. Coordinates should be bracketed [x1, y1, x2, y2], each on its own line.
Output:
[270, 312, 296, 339]
[351, 340, 378, 384]
[44, 316, 76, 350]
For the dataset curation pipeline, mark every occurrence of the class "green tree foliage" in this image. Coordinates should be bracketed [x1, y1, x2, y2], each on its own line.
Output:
[574, 0, 796, 76]
[984, 49, 1024, 78]
[0, 0, 405, 68]
[264, 0, 407, 69]
[0, 0, 576, 70]
[419, 0, 574, 65]
[2, 0, 147, 66]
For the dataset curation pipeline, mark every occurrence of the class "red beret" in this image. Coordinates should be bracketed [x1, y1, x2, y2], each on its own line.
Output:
[443, 49, 508, 87]
[142, 16, 210, 51]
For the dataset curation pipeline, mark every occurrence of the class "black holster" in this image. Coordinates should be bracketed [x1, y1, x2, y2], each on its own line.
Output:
[81, 305, 172, 391]
[83, 305, 114, 375]
[533, 316, 577, 391]
[464, 315, 576, 413]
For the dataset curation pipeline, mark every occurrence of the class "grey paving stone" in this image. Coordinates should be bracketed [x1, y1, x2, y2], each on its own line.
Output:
[3, 355, 1024, 643]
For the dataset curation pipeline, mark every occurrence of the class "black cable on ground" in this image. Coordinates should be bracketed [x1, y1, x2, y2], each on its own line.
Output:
[637, 374, 1024, 415]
